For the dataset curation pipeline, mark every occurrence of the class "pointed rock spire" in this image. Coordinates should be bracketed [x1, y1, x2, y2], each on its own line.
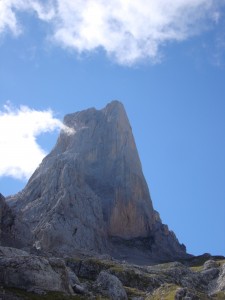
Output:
[7, 101, 187, 262]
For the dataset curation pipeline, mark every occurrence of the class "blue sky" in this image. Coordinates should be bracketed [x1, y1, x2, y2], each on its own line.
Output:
[0, 1, 225, 256]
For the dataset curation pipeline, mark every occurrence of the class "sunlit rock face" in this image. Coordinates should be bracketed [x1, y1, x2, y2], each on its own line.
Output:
[60, 101, 156, 239]
[6, 101, 187, 262]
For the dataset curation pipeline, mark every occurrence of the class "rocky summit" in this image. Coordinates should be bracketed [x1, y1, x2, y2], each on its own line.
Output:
[1, 101, 225, 299]
[5, 101, 186, 263]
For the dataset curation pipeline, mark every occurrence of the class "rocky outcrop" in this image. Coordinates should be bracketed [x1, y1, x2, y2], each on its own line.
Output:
[95, 271, 128, 299]
[7, 101, 187, 262]
[0, 246, 29, 257]
[0, 193, 15, 246]
[174, 287, 199, 300]
[67, 255, 225, 299]
[0, 246, 72, 295]
[0, 246, 224, 299]
[212, 263, 225, 295]
[0, 193, 31, 249]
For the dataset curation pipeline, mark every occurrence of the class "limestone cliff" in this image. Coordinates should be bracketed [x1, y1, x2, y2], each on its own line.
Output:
[6, 101, 187, 262]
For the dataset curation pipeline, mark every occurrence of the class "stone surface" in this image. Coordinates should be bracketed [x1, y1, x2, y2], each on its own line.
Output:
[0, 247, 224, 299]
[67, 267, 81, 286]
[0, 246, 29, 257]
[175, 287, 199, 300]
[203, 259, 220, 270]
[66, 254, 225, 299]
[6, 101, 187, 262]
[215, 263, 225, 292]
[0, 194, 16, 247]
[95, 270, 128, 299]
[0, 247, 71, 294]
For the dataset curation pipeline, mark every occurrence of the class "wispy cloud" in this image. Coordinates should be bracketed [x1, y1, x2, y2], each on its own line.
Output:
[0, 103, 72, 180]
[0, 0, 224, 64]
[212, 24, 225, 68]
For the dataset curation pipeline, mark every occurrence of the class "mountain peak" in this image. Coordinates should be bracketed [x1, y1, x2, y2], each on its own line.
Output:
[6, 101, 188, 263]
[104, 100, 124, 112]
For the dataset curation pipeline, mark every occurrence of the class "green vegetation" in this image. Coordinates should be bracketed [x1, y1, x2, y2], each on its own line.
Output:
[217, 259, 225, 266]
[146, 284, 215, 300]
[109, 265, 160, 291]
[124, 286, 146, 298]
[190, 265, 204, 272]
[211, 291, 225, 299]
[1, 287, 86, 300]
[146, 284, 180, 300]
[190, 259, 225, 272]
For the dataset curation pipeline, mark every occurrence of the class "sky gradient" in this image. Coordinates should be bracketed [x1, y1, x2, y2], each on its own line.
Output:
[0, 0, 225, 257]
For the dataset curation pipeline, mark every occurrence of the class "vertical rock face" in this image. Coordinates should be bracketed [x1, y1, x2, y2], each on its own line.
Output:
[7, 101, 187, 261]
[60, 101, 155, 239]
[0, 193, 17, 247]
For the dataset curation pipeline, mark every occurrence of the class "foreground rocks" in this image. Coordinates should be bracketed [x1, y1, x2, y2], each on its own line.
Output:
[95, 271, 128, 299]
[0, 247, 72, 295]
[67, 252, 225, 299]
[0, 246, 224, 299]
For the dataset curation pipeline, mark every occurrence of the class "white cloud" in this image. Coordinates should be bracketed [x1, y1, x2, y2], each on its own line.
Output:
[52, 0, 222, 64]
[0, 0, 54, 36]
[0, 0, 224, 64]
[0, 103, 72, 180]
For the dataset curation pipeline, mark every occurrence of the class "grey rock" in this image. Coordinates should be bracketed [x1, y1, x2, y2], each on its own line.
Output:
[0, 246, 29, 257]
[67, 267, 81, 286]
[200, 267, 219, 282]
[67, 268, 88, 295]
[72, 284, 86, 295]
[0, 194, 13, 245]
[0, 193, 29, 249]
[175, 287, 199, 300]
[6, 101, 187, 262]
[0, 247, 71, 294]
[96, 270, 128, 300]
[215, 263, 225, 292]
[68, 254, 224, 299]
[175, 287, 186, 298]
[203, 259, 219, 270]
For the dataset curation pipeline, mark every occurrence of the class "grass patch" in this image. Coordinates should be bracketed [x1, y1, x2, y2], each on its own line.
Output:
[146, 284, 180, 300]
[211, 291, 225, 299]
[109, 266, 161, 291]
[190, 265, 204, 272]
[146, 285, 212, 300]
[67, 256, 118, 280]
[124, 286, 146, 298]
[190, 259, 225, 273]
[1, 287, 86, 300]
[217, 260, 225, 266]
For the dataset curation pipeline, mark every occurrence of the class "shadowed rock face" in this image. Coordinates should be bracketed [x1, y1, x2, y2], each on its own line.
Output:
[6, 101, 187, 261]
[0, 194, 15, 246]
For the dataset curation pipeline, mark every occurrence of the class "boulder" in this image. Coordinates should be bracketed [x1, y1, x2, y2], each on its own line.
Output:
[0, 247, 71, 294]
[175, 287, 199, 300]
[0, 246, 29, 257]
[95, 270, 128, 300]
[216, 263, 225, 292]
[203, 260, 219, 270]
